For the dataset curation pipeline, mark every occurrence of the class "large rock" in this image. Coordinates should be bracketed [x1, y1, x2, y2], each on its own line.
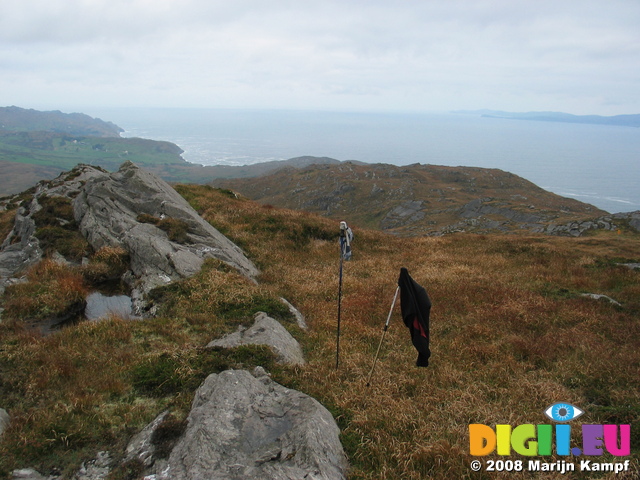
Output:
[207, 312, 305, 366]
[151, 369, 348, 480]
[72, 162, 258, 292]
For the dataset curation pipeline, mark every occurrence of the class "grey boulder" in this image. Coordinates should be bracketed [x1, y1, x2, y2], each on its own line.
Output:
[154, 369, 348, 480]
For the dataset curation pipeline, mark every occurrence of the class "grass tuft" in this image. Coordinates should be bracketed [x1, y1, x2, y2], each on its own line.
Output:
[137, 213, 190, 243]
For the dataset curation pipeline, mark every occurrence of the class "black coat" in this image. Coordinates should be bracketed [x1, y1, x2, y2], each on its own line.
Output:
[398, 267, 431, 367]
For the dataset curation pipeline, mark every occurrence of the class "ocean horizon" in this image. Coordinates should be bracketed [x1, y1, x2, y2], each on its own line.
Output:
[88, 107, 639, 214]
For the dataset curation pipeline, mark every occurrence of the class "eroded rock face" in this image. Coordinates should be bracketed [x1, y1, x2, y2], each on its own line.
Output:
[73, 162, 258, 297]
[0, 207, 42, 283]
[152, 369, 348, 480]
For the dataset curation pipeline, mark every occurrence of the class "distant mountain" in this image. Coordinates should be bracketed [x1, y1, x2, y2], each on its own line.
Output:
[211, 162, 608, 236]
[0, 106, 124, 137]
[454, 109, 640, 127]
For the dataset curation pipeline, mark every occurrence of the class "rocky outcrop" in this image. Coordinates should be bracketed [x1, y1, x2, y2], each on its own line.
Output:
[72, 162, 259, 312]
[546, 211, 640, 237]
[207, 312, 305, 366]
[619, 263, 640, 270]
[0, 207, 42, 288]
[381, 200, 426, 230]
[434, 203, 640, 237]
[458, 198, 544, 224]
[132, 368, 348, 480]
[0, 162, 259, 315]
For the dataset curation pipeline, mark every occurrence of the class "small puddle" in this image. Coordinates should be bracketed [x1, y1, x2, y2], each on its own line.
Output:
[26, 287, 137, 336]
[85, 292, 136, 320]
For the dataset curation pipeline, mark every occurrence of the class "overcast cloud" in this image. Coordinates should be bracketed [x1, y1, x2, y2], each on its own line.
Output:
[1, 0, 639, 114]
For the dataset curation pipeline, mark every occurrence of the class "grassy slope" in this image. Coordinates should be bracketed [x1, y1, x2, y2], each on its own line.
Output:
[0, 185, 639, 479]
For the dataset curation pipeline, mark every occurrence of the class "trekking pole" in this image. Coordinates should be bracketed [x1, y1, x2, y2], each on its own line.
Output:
[336, 253, 343, 370]
[366, 285, 400, 386]
[336, 221, 352, 370]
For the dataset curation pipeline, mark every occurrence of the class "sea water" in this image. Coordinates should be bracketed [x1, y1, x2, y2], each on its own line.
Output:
[88, 108, 639, 214]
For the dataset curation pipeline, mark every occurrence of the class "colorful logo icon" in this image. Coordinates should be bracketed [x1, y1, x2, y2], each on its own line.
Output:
[469, 404, 631, 457]
[544, 403, 584, 423]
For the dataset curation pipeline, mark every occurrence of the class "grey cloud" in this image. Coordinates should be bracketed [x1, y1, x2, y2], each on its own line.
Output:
[1, 0, 639, 113]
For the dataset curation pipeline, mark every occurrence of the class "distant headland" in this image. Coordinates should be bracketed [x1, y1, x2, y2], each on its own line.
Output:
[453, 109, 640, 128]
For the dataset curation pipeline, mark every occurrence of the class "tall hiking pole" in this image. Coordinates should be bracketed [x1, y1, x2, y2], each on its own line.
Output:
[366, 285, 400, 387]
[336, 253, 344, 369]
[336, 221, 353, 370]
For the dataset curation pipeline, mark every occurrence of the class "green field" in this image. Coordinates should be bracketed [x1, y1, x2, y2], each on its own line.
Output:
[0, 131, 185, 171]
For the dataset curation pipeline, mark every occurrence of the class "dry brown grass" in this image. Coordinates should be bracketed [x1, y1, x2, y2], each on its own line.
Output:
[80, 246, 130, 283]
[0, 208, 17, 245]
[0, 184, 638, 479]
[3, 260, 88, 321]
[174, 185, 640, 479]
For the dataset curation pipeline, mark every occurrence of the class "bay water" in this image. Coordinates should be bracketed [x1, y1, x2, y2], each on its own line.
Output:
[89, 108, 639, 214]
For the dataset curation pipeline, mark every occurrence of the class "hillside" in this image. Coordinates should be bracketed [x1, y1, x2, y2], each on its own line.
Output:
[0, 166, 639, 478]
[212, 162, 608, 236]
[0, 106, 123, 137]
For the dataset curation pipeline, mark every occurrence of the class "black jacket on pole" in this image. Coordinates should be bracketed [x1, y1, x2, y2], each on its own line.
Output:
[398, 267, 431, 367]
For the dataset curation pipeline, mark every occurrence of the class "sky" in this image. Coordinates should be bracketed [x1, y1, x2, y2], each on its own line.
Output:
[1, 0, 639, 115]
